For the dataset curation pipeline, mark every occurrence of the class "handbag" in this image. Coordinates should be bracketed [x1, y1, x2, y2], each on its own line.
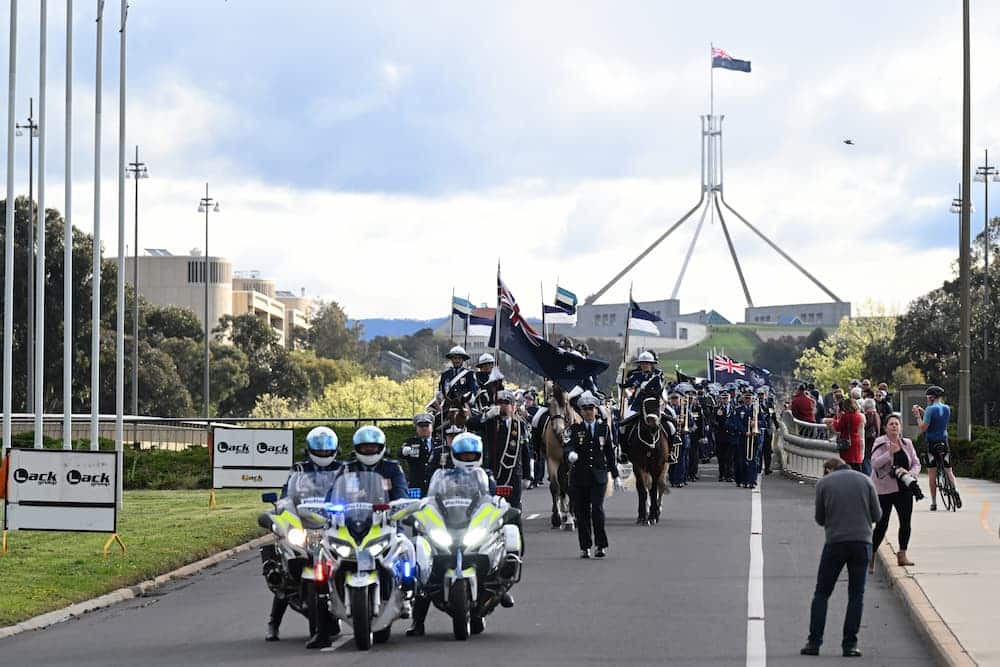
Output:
[835, 418, 852, 452]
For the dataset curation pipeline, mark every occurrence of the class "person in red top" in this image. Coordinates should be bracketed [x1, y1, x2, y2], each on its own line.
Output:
[791, 383, 817, 423]
[826, 398, 864, 470]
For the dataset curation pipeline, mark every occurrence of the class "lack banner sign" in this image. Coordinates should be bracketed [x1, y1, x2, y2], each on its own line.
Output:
[212, 428, 293, 489]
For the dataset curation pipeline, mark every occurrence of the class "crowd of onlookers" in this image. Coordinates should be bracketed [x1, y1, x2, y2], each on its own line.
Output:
[788, 378, 894, 474]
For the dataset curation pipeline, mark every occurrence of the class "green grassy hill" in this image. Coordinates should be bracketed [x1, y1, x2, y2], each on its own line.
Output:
[660, 325, 764, 376]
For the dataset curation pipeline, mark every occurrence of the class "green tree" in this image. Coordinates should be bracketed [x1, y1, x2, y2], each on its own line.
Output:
[309, 300, 364, 361]
[752, 336, 801, 375]
[801, 326, 828, 353]
[144, 305, 203, 343]
[795, 303, 897, 389]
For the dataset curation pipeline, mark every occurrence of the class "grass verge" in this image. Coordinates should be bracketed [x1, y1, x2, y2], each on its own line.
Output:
[0, 488, 266, 627]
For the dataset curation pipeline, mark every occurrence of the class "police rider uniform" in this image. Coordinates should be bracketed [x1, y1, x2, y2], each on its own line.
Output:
[266, 427, 341, 648]
[564, 393, 622, 559]
[467, 390, 531, 509]
[438, 345, 479, 399]
[623, 351, 663, 415]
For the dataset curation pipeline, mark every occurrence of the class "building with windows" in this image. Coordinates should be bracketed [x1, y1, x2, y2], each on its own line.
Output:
[744, 301, 851, 327]
[124, 249, 313, 348]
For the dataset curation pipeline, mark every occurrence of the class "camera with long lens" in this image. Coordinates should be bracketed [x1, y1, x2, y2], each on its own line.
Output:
[893, 467, 924, 500]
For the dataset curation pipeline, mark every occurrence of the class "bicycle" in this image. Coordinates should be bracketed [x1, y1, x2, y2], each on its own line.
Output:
[930, 449, 958, 512]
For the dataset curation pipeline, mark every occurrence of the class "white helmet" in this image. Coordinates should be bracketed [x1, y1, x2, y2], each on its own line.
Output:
[450, 433, 484, 470]
[636, 350, 656, 364]
[446, 345, 470, 360]
[352, 426, 387, 467]
[477, 352, 495, 366]
[306, 426, 338, 468]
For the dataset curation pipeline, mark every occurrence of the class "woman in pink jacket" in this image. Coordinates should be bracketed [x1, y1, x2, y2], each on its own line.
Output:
[870, 414, 922, 569]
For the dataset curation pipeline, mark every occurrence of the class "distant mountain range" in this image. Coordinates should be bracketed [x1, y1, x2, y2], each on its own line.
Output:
[349, 317, 449, 340]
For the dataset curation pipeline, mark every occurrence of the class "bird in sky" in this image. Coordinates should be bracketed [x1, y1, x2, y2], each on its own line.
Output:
[843, 139, 855, 146]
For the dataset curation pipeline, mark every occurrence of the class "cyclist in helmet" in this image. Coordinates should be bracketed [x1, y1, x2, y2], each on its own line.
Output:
[912, 385, 962, 510]
[267, 427, 341, 645]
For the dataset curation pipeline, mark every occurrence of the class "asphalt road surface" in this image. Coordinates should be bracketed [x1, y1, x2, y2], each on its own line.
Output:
[2, 468, 934, 666]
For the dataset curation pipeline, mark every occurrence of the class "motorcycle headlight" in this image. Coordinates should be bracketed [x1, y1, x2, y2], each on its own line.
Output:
[287, 528, 307, 548]
[366, 538, 389, 558]
[462, 527, 488, 549]
[335, 544, 352, 559]
[429, 529, 453, 548]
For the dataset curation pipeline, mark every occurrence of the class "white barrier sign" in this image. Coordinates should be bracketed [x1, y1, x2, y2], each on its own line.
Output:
[212, 428, 293, 489]
[3, 449, 117, 532]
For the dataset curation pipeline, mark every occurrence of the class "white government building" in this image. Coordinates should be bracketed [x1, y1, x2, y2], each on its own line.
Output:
[123, 249, 313, 348]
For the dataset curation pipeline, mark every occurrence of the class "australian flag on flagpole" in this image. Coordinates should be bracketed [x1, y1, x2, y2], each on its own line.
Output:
[712, 353, 771, 387]
[712, 46, 751, 73]
[490, 279, 608, 390]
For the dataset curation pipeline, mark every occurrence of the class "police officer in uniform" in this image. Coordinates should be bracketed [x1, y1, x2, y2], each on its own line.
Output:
[684, 387, 703, 481]
[266, 427, 341, 647]
[438, 345, 479, 399]
[623, 351, 663, 415]
[400, 412, 439, 496]
[757, 387, 775, 475]
[468, 390, 530, 509]
[729, 390, 761, 489]
[715, 390, 736, 482]
[564, 393, 624, 558]
[473, 352, 505, 412]
[667, 391, 690, 487]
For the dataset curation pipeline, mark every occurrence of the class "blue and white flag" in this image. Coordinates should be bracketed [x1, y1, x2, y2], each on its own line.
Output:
[628, 298, 662, 335]
[554, 286, 578, 313]
[467, 314, 493, 338]
[544, 304, 576, 325]
[452, 296, 474, 319]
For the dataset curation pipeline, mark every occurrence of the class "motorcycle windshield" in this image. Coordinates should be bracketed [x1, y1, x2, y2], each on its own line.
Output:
[287, 469, 340, 529]
[427, 468, 491, 529]
[327, 471, 388, 540]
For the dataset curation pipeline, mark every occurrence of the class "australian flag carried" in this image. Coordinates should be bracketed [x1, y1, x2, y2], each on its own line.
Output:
[711, 353, 770, 387]
[712, 46, 751, 73]
[489, 276, 608, 391]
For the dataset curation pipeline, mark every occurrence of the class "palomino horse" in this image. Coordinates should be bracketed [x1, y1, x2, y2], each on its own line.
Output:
[624, 385, 672, 525]
[541, 383, 581, 530]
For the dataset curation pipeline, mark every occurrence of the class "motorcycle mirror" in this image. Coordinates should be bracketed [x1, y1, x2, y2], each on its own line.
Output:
[495, 485, 513, 498]
[261, 492, 278, 504]
[257, 513, 273, 530]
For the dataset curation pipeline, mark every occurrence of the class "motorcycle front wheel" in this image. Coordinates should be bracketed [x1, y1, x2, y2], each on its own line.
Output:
[450, 580, 470, 641]
[350, 586, 373, 651]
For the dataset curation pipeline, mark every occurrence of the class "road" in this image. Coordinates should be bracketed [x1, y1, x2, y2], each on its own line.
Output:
[1, 468, 933, 666]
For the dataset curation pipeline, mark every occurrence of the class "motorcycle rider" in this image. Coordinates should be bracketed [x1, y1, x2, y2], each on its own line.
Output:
[266, 426, 340, 646]
[406, 433, 508, 637]
[337, 425, 409, 500]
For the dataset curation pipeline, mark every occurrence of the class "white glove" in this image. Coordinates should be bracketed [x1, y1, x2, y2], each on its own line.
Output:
[567, 451, 579, 464]
[614, 477, 625, 491]
[402, 446, 417, 458]
[485, 406, 501, 419]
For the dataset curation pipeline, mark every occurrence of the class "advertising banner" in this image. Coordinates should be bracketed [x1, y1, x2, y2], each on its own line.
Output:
[211, 428, 293, 489]
[3, 449, 117, 532]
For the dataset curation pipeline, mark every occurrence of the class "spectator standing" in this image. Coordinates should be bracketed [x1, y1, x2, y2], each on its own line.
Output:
[875, 384, 893, 435]
[801, 458, 882, 658]
[822, 384, 840, 415]
[870, 414, 922, 572]
[791, 384, 817, 423]
[826, 399, 864, 471]
[861, 399, 881, 475]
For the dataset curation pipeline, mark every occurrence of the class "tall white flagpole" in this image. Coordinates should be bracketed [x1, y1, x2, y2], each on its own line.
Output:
[115, 0, 128, 509]
[3, 0, 19, 452]
[34, 0, 49, 448]
[63, 0, 74, 449]
[89, 0, 104, 451]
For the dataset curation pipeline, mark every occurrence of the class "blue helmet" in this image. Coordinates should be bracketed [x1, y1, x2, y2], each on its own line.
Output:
[306, 426, 338, 467]
[450, 432, 484, 469]
[352, 426, 387, 466]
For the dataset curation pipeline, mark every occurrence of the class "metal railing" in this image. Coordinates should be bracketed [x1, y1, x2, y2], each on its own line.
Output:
[4, 414, 413, 452]
[775, 411, 838, 480]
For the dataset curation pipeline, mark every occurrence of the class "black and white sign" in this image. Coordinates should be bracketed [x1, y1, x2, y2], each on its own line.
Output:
[212, 428, 293, 489]
[3, 449, 117, 532]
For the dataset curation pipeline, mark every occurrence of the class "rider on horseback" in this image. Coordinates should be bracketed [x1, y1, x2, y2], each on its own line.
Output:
[439, 345, 479, 398]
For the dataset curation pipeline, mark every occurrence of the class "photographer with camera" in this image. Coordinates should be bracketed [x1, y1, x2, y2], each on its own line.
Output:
[870, 414, 922, 572]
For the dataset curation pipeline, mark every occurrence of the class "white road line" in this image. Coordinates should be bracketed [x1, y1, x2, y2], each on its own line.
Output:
[747, 485, 766, 667]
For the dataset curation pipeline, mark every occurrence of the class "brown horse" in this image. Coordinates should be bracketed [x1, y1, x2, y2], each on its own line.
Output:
[541, 383, 580, 530]
[624, 389, 671, 525]
[433, 381, 472, 434]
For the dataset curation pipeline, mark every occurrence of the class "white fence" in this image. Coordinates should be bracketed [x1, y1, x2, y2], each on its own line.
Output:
[774, 411, 838, 480]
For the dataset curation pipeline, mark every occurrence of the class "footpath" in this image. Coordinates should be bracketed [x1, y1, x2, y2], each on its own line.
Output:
[880, 474, 1000, 666]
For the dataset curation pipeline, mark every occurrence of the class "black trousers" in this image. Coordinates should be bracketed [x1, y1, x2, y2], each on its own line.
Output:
[716, 437, 733, 479]
[872, 491, 914, 551]
[570, 483, 608, 550]
[687, 437, 700, 478]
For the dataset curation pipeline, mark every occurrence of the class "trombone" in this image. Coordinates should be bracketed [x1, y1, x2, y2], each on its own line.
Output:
[745, 397, 760, 462]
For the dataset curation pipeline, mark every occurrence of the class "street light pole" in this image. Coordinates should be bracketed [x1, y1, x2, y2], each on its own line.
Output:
[958, 0, 972, 439]
[125, 146, 147, 432]
[974, 151, 999, 427]
[15, 99, 39, 412]
[4, 0, 19, 452]
[197, 184, 220, 420]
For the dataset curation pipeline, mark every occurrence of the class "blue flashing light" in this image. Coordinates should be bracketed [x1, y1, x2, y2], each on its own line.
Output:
[407, 488, 422, 499]
[325, 503, 346, 514]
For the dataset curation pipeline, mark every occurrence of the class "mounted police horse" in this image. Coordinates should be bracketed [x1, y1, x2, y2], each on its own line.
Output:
[433, 379, 474, 433]
[539, 383, 580, 530]
[622, 375, 672, 525]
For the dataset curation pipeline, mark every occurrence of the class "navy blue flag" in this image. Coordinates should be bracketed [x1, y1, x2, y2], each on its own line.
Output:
[744, 363, 771, 388]
[712, 47, 751, 73]
[489, 304, 609, 391]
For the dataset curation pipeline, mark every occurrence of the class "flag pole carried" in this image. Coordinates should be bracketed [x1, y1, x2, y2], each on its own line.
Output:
[463, 292, 470, 349]
[494, 261, 502, 367]
[620, 283, 633, 393]
[539, 281, 546, 344]
[449, 286, 455, 344]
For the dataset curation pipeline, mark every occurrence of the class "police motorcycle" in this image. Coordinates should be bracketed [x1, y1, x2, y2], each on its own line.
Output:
[315, 471, 418, 651]
[257, 467, 339, 639]
[399, 434, 523, 640]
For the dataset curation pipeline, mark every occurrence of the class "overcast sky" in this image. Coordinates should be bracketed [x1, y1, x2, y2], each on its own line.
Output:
[4, 1, 999, 321]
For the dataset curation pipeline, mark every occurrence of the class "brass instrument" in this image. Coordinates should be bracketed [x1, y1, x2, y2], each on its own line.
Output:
[680, 397, 690, 433]
[746, 397, 760, 462]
